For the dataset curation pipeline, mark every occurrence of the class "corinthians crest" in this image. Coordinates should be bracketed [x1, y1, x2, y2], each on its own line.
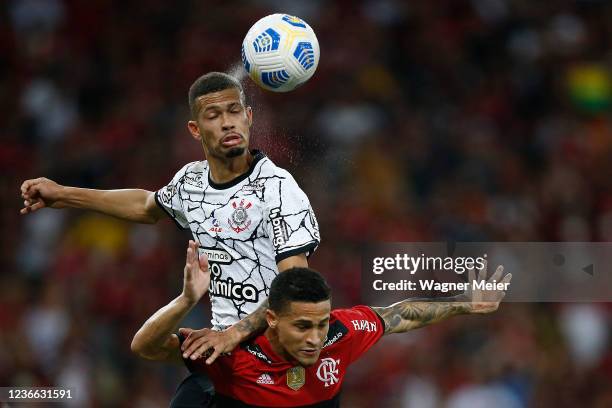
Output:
[228, 199, 252, 233]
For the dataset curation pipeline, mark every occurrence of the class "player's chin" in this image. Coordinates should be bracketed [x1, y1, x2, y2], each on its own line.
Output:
[225, 146, 246, 158]
[296, 350, 321, 366]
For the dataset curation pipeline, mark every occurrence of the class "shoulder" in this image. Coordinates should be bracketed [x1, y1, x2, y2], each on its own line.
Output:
[170, 160, 207, 177]
[169, 161, 207, 185]
[182, 160, 208, 175]
[330, 307, 385, 335]
[239, 341, 275, 365]
[251, 156, 307, 199]
[322, 312, 352, 349]
[321, 308, 377, 350]
[254, 155, 294, 181]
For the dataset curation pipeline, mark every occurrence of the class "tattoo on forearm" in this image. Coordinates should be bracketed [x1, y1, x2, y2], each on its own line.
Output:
[373, 300, 469, 334]
[234, 300, 269, 337]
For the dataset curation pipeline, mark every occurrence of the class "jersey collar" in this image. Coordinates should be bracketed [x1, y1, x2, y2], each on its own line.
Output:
[252, 333, 299, 367]
[208, 150, 266, 190]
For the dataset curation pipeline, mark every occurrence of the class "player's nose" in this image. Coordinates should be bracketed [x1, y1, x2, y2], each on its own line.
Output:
[305, 330, 322, 348]
[221, 113, 236, 131]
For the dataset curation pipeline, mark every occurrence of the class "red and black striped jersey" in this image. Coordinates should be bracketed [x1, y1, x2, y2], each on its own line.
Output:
[184, 306, 385, 407]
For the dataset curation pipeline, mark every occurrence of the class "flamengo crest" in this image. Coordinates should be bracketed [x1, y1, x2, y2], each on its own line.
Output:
[228, 199, 252, 233]
[316, 358, 340, 387]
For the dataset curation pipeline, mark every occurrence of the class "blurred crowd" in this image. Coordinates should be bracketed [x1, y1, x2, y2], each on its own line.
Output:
[1, 0, 611, 406]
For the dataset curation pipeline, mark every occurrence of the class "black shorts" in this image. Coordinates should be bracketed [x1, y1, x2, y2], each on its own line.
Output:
[169, 371, 215, 408]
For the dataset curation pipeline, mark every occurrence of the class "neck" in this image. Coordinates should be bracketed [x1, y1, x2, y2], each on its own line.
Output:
[264, 328, 293, 362]
[208, 150, 253, 184]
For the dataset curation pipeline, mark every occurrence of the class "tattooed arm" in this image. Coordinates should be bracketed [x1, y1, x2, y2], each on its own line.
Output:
[372, 299, 470, 334]
[372, 264, 512, 335]
[178, 300, 269, 364]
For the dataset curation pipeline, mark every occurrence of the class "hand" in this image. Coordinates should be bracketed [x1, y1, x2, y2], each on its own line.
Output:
[181, 241, 210, 304]
[461, 262, 512, 314]
[179, 326, 242, 365]
[20, 177, 66, 214]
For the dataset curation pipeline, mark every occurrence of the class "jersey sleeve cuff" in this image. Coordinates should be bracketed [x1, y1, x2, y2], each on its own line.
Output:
[368, 306, 387, 334]
[275, 241, 319, 264]
[154, 190, 190, 231]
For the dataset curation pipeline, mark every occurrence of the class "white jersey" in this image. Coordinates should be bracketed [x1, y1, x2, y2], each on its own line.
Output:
[155, 151, 320, 329]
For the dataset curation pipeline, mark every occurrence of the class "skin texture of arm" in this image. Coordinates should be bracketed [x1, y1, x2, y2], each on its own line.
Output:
[20, 177, 164, 223]
[131, 296, 192, 362]
[372, 299, 471, 334]
[131, 241, 210, 362]
[180, 253, 309, 364]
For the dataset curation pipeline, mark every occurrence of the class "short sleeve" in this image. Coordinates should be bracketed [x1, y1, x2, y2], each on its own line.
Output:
[155, 163, 191, 229]
[265, 173, 320, 263]
[337, 306, 385, 364]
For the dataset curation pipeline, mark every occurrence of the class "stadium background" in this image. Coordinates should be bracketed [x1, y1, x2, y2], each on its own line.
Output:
[1, 0, 611, 406]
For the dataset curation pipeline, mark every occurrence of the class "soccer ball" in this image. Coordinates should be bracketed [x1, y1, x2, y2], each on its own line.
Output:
[241, 14, 320, 92]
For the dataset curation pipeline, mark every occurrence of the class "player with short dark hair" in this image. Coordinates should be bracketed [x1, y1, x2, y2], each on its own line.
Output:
[132, 240, 512, 407]
[20, 72, 320, 407]
[188, 72, 247, 117]
[267, 266, 331, 314]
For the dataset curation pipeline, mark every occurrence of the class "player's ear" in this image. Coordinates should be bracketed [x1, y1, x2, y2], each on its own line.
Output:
[246, 106, 253, 127]
[187, 121, 201, 141]
[266, 309, 278, 329]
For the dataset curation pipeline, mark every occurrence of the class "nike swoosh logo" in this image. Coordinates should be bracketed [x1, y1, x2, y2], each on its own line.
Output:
[187, 206, 199, 212]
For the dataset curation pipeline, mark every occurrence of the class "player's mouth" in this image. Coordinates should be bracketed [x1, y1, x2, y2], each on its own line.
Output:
[221, 133, 243, 147]
[299, 348, 319, 357]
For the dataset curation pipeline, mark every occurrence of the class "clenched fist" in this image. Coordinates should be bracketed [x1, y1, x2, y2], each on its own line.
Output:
[20, 177, 66, 214]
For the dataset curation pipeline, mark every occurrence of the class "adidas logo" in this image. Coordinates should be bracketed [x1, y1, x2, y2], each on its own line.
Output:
[256, 373, 274, 385]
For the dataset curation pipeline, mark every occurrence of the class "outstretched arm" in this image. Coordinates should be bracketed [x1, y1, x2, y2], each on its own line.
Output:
[372, 264, 512, 335]
[20, 177, 164, 223]
[131, 240, 210, 362]
[180, 253, 308, 364]
[372, 299, 471, 334]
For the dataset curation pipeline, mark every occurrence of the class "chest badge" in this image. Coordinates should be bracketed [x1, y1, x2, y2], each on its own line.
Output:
[209, 217, 223, 233]
[228, 199, 252, 233]
[286, 366, 305, 391]
[316, 358, 340, 387]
